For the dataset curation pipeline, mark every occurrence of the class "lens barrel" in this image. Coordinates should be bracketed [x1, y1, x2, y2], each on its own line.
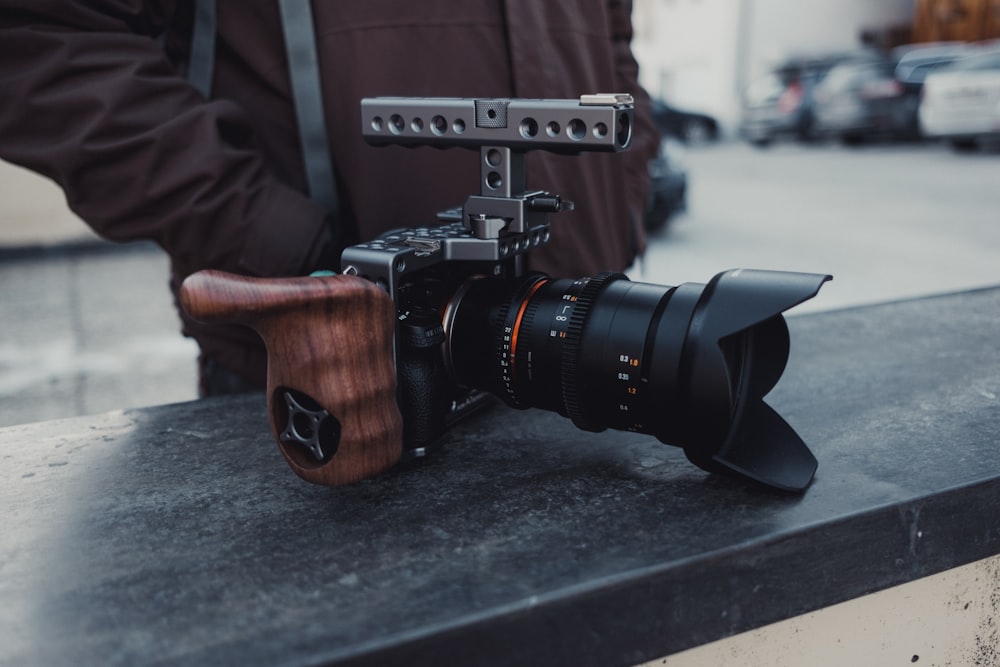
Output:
[446, 269, 831, 492]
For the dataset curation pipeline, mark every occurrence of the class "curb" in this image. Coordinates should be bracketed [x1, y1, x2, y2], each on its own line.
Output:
[0, 239, 160, 264]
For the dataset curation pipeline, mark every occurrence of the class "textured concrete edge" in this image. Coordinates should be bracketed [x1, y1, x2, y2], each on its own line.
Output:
[646, 553, 1000, 667]
[298, 477, 1000, 667]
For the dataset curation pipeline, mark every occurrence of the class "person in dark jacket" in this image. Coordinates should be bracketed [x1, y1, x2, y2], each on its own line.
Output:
[0, 1, 658, 392]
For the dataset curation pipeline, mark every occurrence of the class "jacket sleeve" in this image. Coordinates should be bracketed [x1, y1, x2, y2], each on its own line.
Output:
[0, 1, 334, 278]
[607, 0, 659, 242]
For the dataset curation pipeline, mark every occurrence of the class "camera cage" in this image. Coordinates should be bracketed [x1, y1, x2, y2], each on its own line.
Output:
[179, 94, 831, 491]
[342, 95, 635, 297]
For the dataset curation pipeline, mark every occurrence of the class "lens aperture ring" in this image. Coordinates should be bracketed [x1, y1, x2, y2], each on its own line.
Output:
[561, 272, 627, 429]
[495, 275, 549, 407]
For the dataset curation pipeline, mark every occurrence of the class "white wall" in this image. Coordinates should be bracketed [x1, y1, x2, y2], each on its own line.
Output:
[633, 0, 916, 134]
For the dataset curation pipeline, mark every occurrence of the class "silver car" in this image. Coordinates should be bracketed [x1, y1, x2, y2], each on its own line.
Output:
[919, 48, 1000, 150]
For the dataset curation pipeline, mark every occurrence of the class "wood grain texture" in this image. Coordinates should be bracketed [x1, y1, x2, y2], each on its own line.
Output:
[180, 270, 403, 484]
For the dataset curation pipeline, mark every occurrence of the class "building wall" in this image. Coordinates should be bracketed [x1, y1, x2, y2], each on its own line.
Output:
[632, 0, 916, 134]
[912, 0, 1000, 42]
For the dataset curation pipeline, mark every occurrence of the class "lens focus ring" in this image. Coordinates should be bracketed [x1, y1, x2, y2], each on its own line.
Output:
[560, 272, 626, 430]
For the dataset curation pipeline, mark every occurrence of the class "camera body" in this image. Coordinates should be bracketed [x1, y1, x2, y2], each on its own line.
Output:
[180, 94, 830, 492]
[339, 95, 636, 456]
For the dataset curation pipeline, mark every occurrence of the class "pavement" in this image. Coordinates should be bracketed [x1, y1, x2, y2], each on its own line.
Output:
[0, 161, 199, 428]
[0, 242, 200, 427]
[2, 140, 999, 429]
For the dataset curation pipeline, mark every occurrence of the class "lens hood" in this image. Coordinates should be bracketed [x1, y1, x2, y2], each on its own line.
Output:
[670, 270, 832, 491]
[446, 267, 831, 493]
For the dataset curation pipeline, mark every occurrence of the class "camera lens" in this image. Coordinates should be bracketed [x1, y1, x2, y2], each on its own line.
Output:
[447, 273, 702, 434]
[445, 269, 831, 491]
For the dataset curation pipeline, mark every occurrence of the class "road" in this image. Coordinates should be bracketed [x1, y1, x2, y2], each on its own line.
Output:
[633, 140, 1000, 313]
[1, 140, 998, 426]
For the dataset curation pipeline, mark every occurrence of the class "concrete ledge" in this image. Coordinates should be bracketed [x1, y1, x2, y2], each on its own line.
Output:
[1, 287, 999, 665]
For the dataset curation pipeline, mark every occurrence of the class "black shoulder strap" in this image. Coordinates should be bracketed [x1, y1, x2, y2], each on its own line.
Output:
[187, 0, 216, 98]
[276, 0, 339, 214]
[188, 0, 339, 216]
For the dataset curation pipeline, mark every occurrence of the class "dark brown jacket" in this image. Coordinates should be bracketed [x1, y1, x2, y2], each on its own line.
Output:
[0, 0, 658, 385]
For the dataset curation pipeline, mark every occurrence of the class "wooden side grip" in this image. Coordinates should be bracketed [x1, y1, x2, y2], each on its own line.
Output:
[180, 270, 404, 485]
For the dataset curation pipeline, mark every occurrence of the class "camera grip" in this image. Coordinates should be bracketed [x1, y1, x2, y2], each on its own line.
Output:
[179, 270, 404, 485]
[395, 308, 450, 451]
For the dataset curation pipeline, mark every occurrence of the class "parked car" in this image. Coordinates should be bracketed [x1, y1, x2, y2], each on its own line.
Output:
[894, 42, 971, 92]
[813, 43, 971, 144]
[893, 42, 973, 134]
[740, 53, 865, 147]
[919, 47, 1000, 150]
[650, 98, 719, 144]
[813, 57, 911, 143]
[644, 137, 687, 233]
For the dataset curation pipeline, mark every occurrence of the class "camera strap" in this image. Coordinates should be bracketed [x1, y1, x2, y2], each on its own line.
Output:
[186, 0, 215, 98]
[186, 0, 340, 216]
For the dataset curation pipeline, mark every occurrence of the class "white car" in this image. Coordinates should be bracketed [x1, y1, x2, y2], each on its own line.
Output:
[919, 48, 1000, 150]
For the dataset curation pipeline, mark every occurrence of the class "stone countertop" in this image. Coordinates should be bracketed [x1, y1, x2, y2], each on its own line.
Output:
[2, 287, 999, 666]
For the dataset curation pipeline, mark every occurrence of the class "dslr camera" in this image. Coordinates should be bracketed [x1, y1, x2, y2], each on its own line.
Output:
[181, 94, 830, 492]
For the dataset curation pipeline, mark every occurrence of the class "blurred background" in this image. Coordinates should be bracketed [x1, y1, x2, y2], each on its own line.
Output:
[632, 0, 999, 139]
[2, 0, 999, 427]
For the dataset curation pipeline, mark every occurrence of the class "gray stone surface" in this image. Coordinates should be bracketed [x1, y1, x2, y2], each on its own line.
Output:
[2, 288, 999, 666]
